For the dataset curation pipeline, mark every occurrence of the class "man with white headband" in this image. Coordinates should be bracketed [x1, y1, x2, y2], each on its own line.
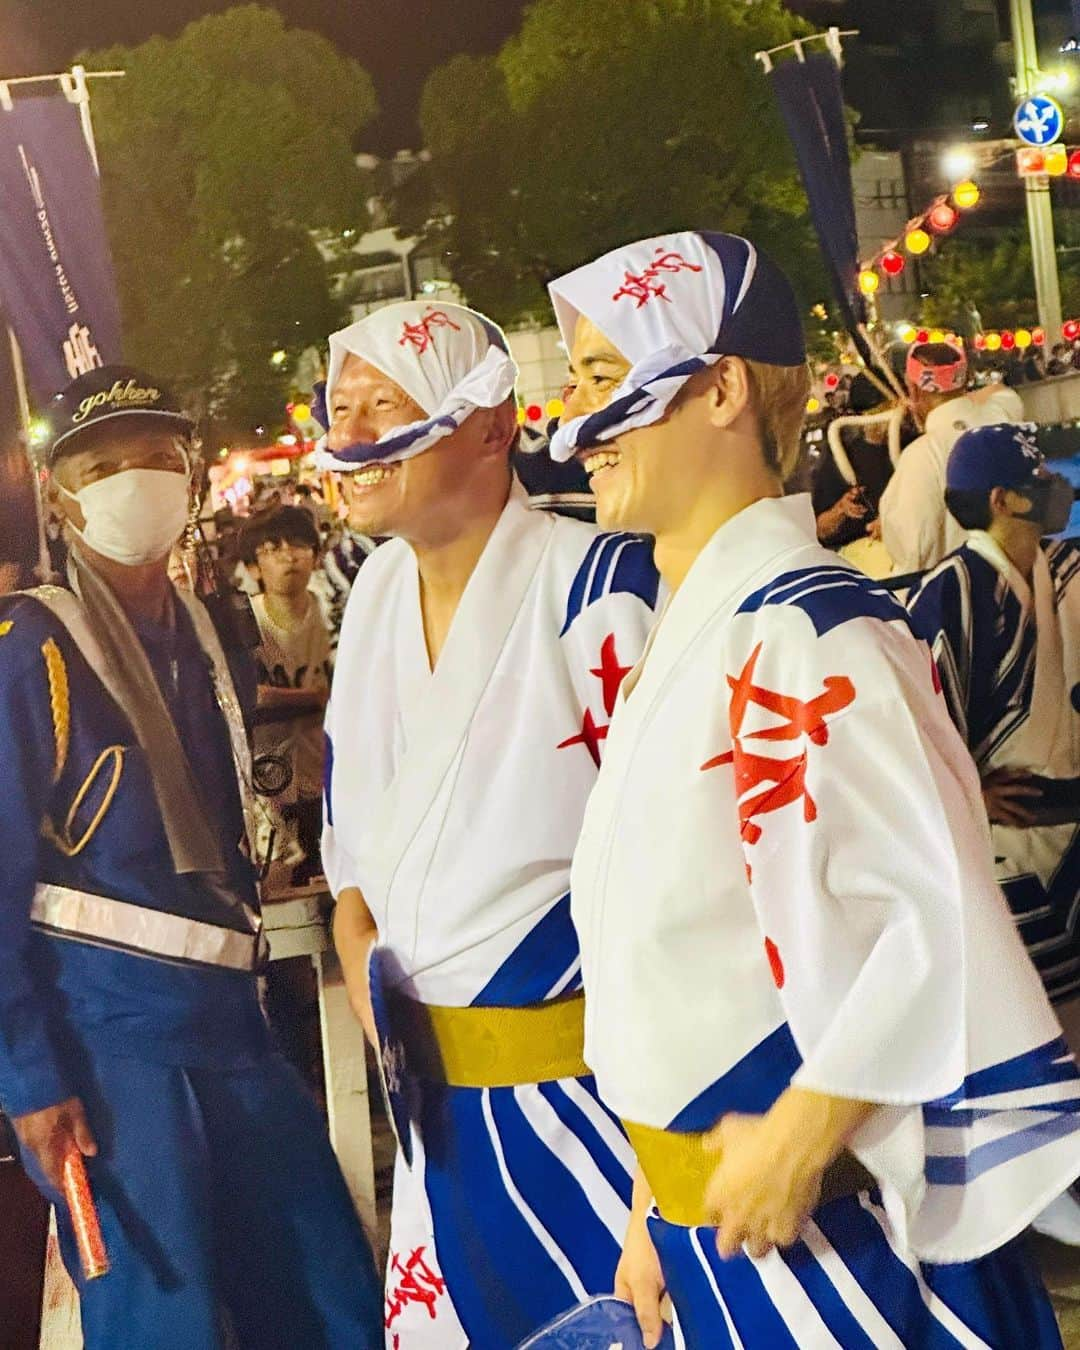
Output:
[318, 301, 661, 1347]
[548, 232, 1079, 1346]
[878, 341, 1024, 575]
[0, 366, 381, 1347]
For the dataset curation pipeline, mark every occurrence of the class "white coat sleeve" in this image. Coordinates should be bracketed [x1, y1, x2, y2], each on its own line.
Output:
[880, 435, 947, 575]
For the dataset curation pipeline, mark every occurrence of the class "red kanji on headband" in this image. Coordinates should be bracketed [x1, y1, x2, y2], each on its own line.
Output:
[612, 247, 703, 308]
[398, 308, 463, 355]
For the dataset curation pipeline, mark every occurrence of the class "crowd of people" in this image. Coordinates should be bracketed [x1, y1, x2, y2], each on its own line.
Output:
[1, 228, 1079, 1350]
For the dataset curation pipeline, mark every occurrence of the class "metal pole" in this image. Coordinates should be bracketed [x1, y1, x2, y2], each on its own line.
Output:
[1010, 0, 1064, 338]
[7, 326, 50, 579]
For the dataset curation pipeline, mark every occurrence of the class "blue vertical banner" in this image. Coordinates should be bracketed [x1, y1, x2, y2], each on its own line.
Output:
[767, 49, 869, 362]
[0, 88, 122, 405]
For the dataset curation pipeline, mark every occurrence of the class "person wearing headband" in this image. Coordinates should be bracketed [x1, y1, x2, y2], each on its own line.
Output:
[878, 341, 1024, 574]
[548, 233, 1077, 1346]
[0, 366, 381, 1347]
[318, 301, 661, 1347]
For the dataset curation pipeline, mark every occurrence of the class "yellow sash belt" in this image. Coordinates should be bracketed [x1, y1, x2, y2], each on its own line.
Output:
[623, 1118, 875, 1229]
[389, 989, 589, 1088]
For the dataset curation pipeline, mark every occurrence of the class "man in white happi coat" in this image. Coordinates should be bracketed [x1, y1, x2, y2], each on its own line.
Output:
[878, 342, 1024, 575]
[547, 230, 1080, 1348]
[316, 301, 660, 1348]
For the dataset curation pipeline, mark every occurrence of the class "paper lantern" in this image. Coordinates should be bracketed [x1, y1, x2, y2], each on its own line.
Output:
[985, 332, 1002, 351]
[881, 251, 905, 277]
[858, 269, 880, 295]
[1068, 151, 1080, 181]
[973, 333, 987, 350]
[806, 397, 821, 414]
[545, 398, 565, 419]
[953, 180, 980, 209]
[1017, 147, 1046, 175]
[1033, 328, 1046, 345]
[929, 329, 946, 344]
[1014, 329, 1033, 349]
[905, 228, 932, 255]
[916, 329, 930, 344]
[824, 372, 840, 390]
[292, 403, 311, 423]
[1064, 319, 1080, 341]
[1000, 331, 1016, 350]
[928, 202, 959, 233]
[898, 323, 918, 343]
[526, 404, 543, 422]
[1045, 145, 1069, 176]
[516, 406, 527, 425]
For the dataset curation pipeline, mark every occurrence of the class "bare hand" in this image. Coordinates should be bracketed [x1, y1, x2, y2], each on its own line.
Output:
[866, 515, 883, 541]
[982, 767, 1042, 827]
[704, 1111, 824, 1260]
[13, 1097, 98, 1191]
[615, 1207, 666, 1349]
[816, 488, 870, 545]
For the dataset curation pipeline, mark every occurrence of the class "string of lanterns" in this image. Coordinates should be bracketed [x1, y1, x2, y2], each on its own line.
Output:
[857, 180, 981, 297]
[517, 397, 565, 426]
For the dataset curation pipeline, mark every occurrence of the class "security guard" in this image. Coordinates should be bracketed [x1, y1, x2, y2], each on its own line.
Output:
[0, 367, 380, 1348]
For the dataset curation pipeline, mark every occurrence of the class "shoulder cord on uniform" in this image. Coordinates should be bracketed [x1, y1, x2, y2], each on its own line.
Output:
[40, 637, 125, 856]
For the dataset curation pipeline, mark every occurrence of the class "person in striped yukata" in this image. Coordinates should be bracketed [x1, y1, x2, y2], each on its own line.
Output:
[548, 231, 1080, 1348]
[908, 420, 1080, 1246]
[316, 301, 661, 1347]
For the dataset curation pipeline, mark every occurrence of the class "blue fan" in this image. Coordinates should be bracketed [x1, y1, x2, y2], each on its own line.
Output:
[515, 1296, 676, 1349]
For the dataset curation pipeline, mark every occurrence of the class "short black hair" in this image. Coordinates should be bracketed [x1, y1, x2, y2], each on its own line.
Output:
[240, 504, 320, 564]
[945, 488, 992, 531]
[910, 342, 965, 368]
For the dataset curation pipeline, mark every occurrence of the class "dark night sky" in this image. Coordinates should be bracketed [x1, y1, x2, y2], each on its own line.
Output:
[0, 0, 530, 151]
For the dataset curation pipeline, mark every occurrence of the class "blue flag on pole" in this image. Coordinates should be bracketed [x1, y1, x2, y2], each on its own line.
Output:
[0, 89, 122, 404]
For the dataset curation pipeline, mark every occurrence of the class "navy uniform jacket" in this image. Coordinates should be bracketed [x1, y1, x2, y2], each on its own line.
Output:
[0, 590, 269, 1120]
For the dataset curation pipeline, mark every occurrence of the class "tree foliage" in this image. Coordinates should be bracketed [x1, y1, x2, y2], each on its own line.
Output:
[394, 0, 826, 327]
[82, 5, 377, 443]
[921, 231, 1080, 333]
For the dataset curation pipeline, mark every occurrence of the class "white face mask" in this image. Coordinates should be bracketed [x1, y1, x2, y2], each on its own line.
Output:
[60, 467, 191, 566]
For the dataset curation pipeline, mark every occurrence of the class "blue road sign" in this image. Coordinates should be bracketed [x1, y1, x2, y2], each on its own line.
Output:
[1015, 94, 1065, 146]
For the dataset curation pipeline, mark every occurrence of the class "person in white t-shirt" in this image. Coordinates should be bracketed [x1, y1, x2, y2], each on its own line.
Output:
[242, 505, 332, 883]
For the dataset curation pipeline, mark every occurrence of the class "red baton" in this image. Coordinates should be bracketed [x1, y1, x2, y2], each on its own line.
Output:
[62, 1148, 110, 1280]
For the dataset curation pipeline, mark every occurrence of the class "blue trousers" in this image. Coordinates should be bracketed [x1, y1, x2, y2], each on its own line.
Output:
[21, 1048, 382, 1349]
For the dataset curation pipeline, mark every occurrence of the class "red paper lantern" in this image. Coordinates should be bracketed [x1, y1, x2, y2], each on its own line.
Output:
[916, 330, 930, 344]
[881, 250, 905, 277]
[1069, 151, 1080, 181]
[1018, 147, 1046, 175]
[1000, 331, 1016, 350]
[928, 202, 959, 233]
[824, 372, 840, 390]
[1065, 319, 1080, 341]
[1033, 327, 1046, 346]
[526, 403, 544, 421]
[973, 333, 987, 350]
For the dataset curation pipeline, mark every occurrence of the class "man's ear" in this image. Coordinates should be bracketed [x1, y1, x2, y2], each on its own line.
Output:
[702, 357, 752, 431]
[481, 399, 520, 457]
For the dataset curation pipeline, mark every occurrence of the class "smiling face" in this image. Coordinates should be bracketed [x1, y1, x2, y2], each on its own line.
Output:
[327, 351, 515, 542]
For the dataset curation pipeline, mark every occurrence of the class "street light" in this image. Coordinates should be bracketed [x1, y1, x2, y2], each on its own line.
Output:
[942, 148, 975, 180]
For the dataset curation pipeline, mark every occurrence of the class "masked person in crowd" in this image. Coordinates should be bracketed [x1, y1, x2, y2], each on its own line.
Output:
[878, 342, 1024, 574]
[546, 233, 1079, 1347]
[0, 367, 380, 1348]
[242, 505, 332, 884]
[908, 422, 1080, 1246]
[318, 301, 660, 1348]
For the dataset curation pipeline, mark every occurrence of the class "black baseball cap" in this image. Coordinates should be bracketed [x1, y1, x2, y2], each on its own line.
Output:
[46, 364, 194, 465]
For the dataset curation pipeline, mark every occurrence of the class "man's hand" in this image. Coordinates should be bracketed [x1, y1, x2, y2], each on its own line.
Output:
[816, 487, 871, 545]
[865, 515, 883, 541]
[704, 1089, 874, 1261]
[616, 1171, 666, 1349]
[13, 1097, 97, 1191]
[982, 767, 1042, 827]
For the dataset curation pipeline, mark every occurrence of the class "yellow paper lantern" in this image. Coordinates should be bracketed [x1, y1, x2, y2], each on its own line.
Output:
[1045, 145, 1068, 177]
[292, 402, 312, 423]
[953, 180, 980, 209]
[905, 228, 931, 256]
[546, 397, 565, 419]
[858, 268, 880, 295]
[1014, 328, 1033, 349]
[806, 396, 821, 414]
[516, 406, 527, 426]
[929, 329, 946, 344]
[985, 331, 1002, 351]
[898, 323, 918, 343]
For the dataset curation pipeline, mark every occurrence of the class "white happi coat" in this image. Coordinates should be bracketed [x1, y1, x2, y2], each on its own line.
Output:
[573, 493, 1080, 1266]
[323, 483, 659, 1348]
